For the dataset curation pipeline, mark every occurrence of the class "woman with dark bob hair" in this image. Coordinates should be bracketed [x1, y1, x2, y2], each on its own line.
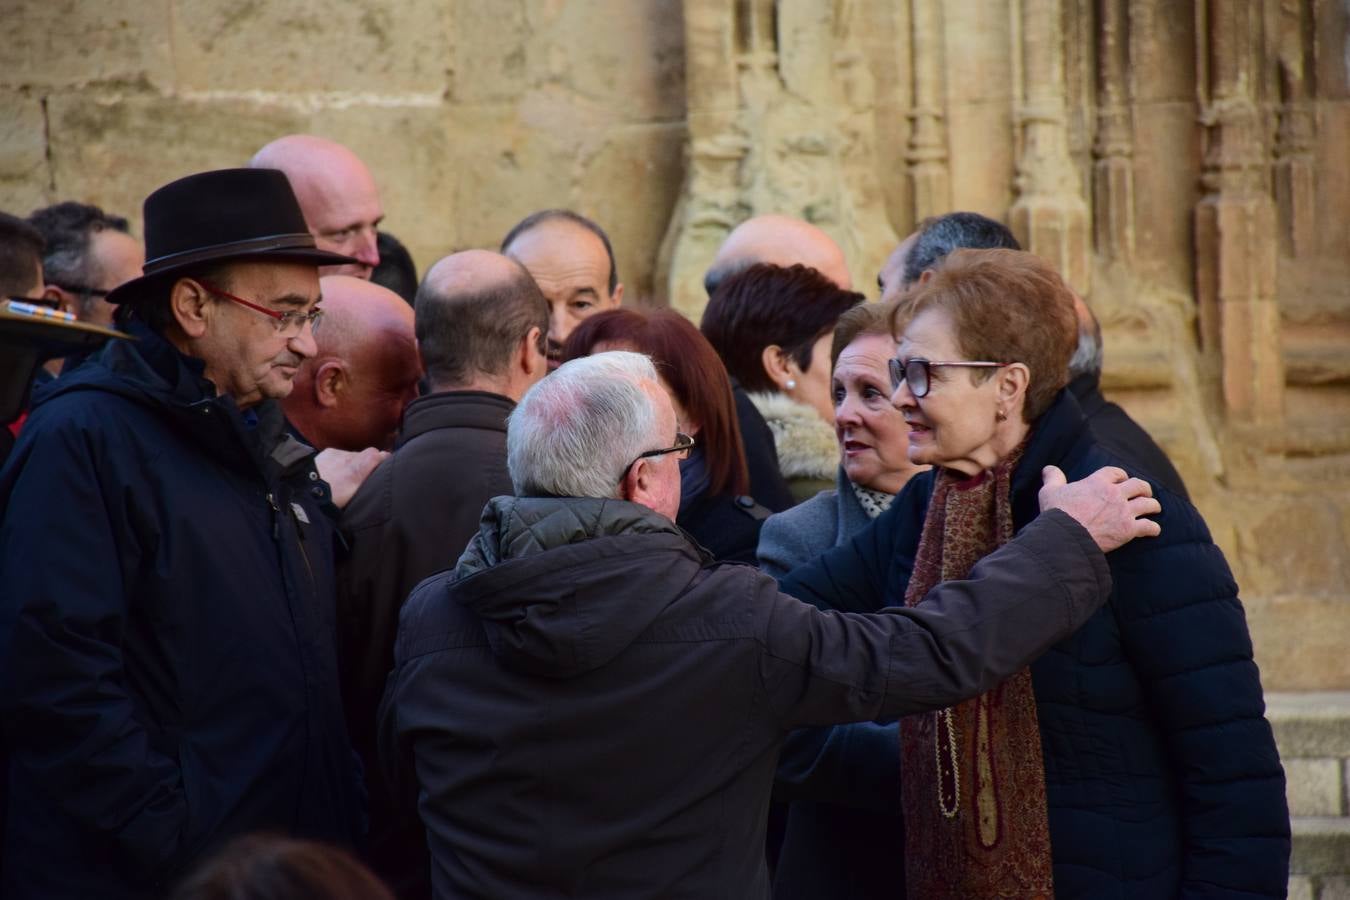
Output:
[701, 263, 864, 503]
[778, 249, 1289, 898]
[563, 307, 766, 562]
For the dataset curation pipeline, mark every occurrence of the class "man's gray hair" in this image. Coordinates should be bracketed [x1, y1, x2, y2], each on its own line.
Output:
[1068, 310, 1104, 379]
[507, 351, 663, 499]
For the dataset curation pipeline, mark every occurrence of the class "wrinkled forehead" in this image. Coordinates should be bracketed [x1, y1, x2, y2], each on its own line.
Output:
[507, 223, 610, 289]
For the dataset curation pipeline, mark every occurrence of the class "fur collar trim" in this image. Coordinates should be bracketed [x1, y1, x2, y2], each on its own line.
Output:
[748, 391, 839, 481]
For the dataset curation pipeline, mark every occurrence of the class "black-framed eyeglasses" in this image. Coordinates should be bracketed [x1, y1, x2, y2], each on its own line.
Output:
[196, 279, 324, 336]
[618, 432, 695, 484]
[888, 357, 1010, 399]
[48, 281, 110, 299]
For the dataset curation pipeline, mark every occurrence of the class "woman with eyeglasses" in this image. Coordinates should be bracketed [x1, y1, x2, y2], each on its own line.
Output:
[563, 308, 768, 563]
[777, 249, 1288, 899]
[700, 263, 865, 505]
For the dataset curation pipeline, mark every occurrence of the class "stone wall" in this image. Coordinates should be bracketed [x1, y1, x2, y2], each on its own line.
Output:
[2, 1, 1347, 689]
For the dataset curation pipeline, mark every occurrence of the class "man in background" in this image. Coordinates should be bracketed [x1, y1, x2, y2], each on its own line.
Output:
[501, 209, 623, 370]
[281, 275, 421, 453]
[251, 135, 384, 279]
[338, 249, 548, 897]
[705, 214, 852, 294]
[28, 202, 144, 330]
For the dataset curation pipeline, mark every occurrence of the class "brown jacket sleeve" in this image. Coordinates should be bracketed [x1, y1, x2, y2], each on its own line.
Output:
[758, 509, 1111, 728]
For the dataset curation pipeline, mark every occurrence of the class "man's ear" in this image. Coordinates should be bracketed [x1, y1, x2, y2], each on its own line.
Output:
[918, 268, 935, 285]
[760, 344, 797, 393]
[313, 360, 347, 409]
[41, 285, 77, 316]
[520, 326, 547, 378]
[170, 278, 212, 339]
[619, 456, 659, 512]
[609, 282, 625, 308]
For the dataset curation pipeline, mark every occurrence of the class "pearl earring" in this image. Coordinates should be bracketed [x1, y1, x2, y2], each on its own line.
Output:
[995, 409, 1008, 422]
[786, 379, 797, 391]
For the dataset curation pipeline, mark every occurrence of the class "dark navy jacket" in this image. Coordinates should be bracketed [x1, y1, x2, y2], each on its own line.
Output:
[0, 324, 364, 898]
[779, 389, 1289, 899]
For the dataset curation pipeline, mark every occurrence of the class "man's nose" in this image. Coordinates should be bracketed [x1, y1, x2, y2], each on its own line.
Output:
[549, 307, 571, 348]
[289, 323, 319, 359]
[354, 230, 380, 267]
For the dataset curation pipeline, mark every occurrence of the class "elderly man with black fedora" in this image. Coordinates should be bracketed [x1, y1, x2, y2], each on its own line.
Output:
[0, 169, 369, 898]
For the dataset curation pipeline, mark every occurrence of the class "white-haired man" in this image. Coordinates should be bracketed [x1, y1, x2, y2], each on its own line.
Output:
[380, 351, 1160, 899]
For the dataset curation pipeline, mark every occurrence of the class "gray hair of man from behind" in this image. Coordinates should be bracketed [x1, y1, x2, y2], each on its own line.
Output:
[507, 351, 662, 499]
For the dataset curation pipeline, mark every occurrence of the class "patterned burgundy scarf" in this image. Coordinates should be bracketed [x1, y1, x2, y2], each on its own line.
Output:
[899, 443, 1054, 899]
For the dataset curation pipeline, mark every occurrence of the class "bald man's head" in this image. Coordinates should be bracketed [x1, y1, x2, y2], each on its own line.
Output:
[705, 214, 852, 295]
[251, 135, 383, 279]
[283, 276, 419, 451]
[417, 250, 549, 399]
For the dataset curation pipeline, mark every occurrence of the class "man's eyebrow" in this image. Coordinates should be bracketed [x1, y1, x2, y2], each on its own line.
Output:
[571, 287, 600, 300]
[273, 292, 317, 309]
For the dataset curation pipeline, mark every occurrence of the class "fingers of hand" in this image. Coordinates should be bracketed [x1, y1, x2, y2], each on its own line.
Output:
[1127, 495, 1162, 519]
[1041, 465, 1066, 488]
[1120, 476, 1154, 499]
[1132, 516, 1163, 538]
[1093, 465, 1128, 484]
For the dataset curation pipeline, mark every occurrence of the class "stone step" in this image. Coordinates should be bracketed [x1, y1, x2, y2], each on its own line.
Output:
[1290, 817, 1350, 898]
[1268, 692, 1350, 818]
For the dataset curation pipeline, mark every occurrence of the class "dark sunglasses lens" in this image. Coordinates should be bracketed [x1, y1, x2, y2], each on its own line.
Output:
[906, 360, 929, 397]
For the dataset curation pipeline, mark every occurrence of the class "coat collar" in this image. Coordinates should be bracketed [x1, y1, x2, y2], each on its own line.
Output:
[1008, 388, 1094, 527]
[397, 390, 515, 448]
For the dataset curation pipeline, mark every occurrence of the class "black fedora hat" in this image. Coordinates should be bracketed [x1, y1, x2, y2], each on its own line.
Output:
[106, 168, 357, 305]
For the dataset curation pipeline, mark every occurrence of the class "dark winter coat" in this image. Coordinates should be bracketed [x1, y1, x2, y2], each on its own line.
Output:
[379, 493, 1111, 899]
[733, 378, 796, 512]
[1069, 371, 1190, 500]
[0, 324, 364, 898]
[758, 465, 909, 899]
[336, 388, 516, 896]
[779, 388, 1289, 899]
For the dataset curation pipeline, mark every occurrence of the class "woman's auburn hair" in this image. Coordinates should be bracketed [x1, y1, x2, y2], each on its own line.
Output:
[890, 248, 1078, 423]
[562, 307, 750, 498]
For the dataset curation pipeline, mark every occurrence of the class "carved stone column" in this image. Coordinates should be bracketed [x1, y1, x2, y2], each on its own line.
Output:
[907, 0, 950, 222]
[656, 0, 896, 316]
[1193, 0, 1284, 427]
[1009, 0, 1091, 294]
[1093, 0, 1134, 262]
[1273, 0, 1316, 258]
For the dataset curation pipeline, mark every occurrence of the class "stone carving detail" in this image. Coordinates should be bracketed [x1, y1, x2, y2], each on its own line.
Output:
[657, 0, 896, 317]
[1009, 0, 1092, 294]
[1093, 0, 1134, 263]
[906, 0, 949, 221]
[1193, 0, 1284, 429]
[1273, 0, 1316, 259]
